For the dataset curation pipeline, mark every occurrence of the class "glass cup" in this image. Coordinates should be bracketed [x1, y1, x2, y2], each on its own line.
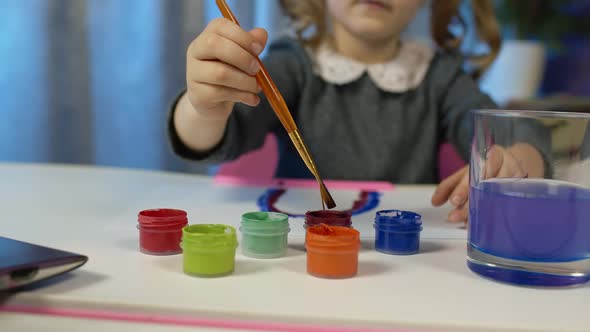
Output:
[468, 110, 590, 287]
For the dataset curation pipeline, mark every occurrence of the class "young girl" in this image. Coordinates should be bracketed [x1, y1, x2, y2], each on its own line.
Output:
[169, 0, 546, 222]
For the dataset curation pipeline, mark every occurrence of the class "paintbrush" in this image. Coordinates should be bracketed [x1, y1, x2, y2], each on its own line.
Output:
[215, 0, 336, 209]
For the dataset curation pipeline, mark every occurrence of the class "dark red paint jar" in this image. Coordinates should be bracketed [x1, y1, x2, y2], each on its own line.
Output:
[304, 210, 353, 229]
[137, 209, 188, 255]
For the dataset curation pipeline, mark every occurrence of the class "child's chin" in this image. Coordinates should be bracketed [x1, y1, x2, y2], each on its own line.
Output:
[351, 22, 399, 40]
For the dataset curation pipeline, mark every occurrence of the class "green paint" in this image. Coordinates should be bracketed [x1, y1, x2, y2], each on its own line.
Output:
[240, 212, 290, 259]
[181, 224, 237, 277]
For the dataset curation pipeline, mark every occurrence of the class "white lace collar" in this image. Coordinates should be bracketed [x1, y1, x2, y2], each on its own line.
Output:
[310, 40, 434, 92]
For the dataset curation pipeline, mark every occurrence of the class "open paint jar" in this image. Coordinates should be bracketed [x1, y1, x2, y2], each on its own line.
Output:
[240, 212, 290, 259]
[374, 210, 422, 255]
[469, 110, 590, 287]
[306, 224, 360, 279]
[181, 224, 237, 277]
[304, 210, 353, 229]
[137, 209, 188, 255]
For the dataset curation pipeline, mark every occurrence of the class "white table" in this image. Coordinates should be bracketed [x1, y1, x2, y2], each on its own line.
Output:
[0, 163, 588, 332]
[0, 312, 255, 332]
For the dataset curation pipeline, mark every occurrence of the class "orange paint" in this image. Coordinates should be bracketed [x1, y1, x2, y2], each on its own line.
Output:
[306, 224, 360, 278]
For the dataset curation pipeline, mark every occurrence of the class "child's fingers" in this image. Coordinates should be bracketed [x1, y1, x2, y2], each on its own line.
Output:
[205, 18, 265, 56]
[483, 145, 505, 179]
[497, 150, 527, 178]
[190, 33, 260, 76]
[431, 166, 467, 206]
[248, 28, 269, 49]
[448, 171, 470, 208]
[448, 201, 469, 223]
[189, 82, 260, 109]
[191, 60, 259, 94]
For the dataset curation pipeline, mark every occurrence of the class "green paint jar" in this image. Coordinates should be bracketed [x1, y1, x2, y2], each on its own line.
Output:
[240, 212, 290, 259]
[181, 224, 237, 277]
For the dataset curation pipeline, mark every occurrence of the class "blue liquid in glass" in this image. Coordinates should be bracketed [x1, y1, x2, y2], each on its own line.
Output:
[469, 178, 590, 262]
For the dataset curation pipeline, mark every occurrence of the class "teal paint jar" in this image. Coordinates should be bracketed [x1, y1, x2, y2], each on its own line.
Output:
[240, 212, 290, 259]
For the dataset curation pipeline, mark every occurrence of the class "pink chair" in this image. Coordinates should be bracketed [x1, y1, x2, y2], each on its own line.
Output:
[216, 135, 466, 182]
[216, 133, 278, 180]
[437, 142, 467, 180]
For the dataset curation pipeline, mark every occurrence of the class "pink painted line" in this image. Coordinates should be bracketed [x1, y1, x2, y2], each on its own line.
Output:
[1, 304, 409, 332]
[214, 175, 395, 192]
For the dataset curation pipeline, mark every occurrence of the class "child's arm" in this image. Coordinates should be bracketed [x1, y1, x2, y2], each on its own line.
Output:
[173, 18, 267, 154]
[429, 54, 547, 222]
[173, 92, 234, 153]
[169, 19, 305, 163]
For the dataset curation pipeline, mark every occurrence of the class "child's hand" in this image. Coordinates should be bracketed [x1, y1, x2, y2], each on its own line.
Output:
[431, 145, 542, 223]
[431, 165, 470, 223]
[186, 18, 267, 119]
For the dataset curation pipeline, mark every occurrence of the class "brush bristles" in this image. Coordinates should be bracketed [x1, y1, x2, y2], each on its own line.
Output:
[320, 183, 336, 209]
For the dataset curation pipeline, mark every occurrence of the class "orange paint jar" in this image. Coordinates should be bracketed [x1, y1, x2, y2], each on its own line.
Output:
[306, 224, 360, 279]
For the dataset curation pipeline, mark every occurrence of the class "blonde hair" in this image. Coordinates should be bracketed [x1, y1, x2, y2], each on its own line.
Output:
[279, 0, 501, 79]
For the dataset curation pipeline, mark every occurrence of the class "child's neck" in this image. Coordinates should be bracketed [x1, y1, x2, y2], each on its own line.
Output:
[331, 23, 399, 64]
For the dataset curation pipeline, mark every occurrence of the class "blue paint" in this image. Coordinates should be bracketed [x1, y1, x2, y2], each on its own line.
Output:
[469, 179, 590, 262]
[466, 260, 589, 287]
[374, 210, 422, 255]
[256, 189, 382, 218]
[356, 192, 381, 216]
[256, 188, 280, 213]
[468, 178, 590, 287]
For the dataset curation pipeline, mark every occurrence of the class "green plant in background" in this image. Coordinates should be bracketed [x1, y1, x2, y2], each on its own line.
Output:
[495, 0, 590, 51]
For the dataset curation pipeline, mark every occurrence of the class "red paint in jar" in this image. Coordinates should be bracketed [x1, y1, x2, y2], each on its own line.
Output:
[305, 210, 352, 229]
[137, 209, 188, 255]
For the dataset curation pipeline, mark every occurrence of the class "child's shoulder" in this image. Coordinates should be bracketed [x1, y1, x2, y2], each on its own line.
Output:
[266, 37, 310, 61]
[267, 36, 303, 50]
[263, 37, 314, 72]
[427, 49, 470, 82]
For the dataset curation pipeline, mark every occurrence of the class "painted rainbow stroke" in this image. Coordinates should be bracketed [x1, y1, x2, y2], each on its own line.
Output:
[257, 189, 381, 218]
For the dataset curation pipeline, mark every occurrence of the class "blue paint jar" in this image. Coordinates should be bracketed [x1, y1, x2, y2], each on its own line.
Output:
[374, 210, 422, 255]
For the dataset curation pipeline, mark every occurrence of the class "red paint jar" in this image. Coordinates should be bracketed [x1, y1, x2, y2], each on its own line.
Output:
[137, 209, 188, 255]
[304, 210, 352, 229]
